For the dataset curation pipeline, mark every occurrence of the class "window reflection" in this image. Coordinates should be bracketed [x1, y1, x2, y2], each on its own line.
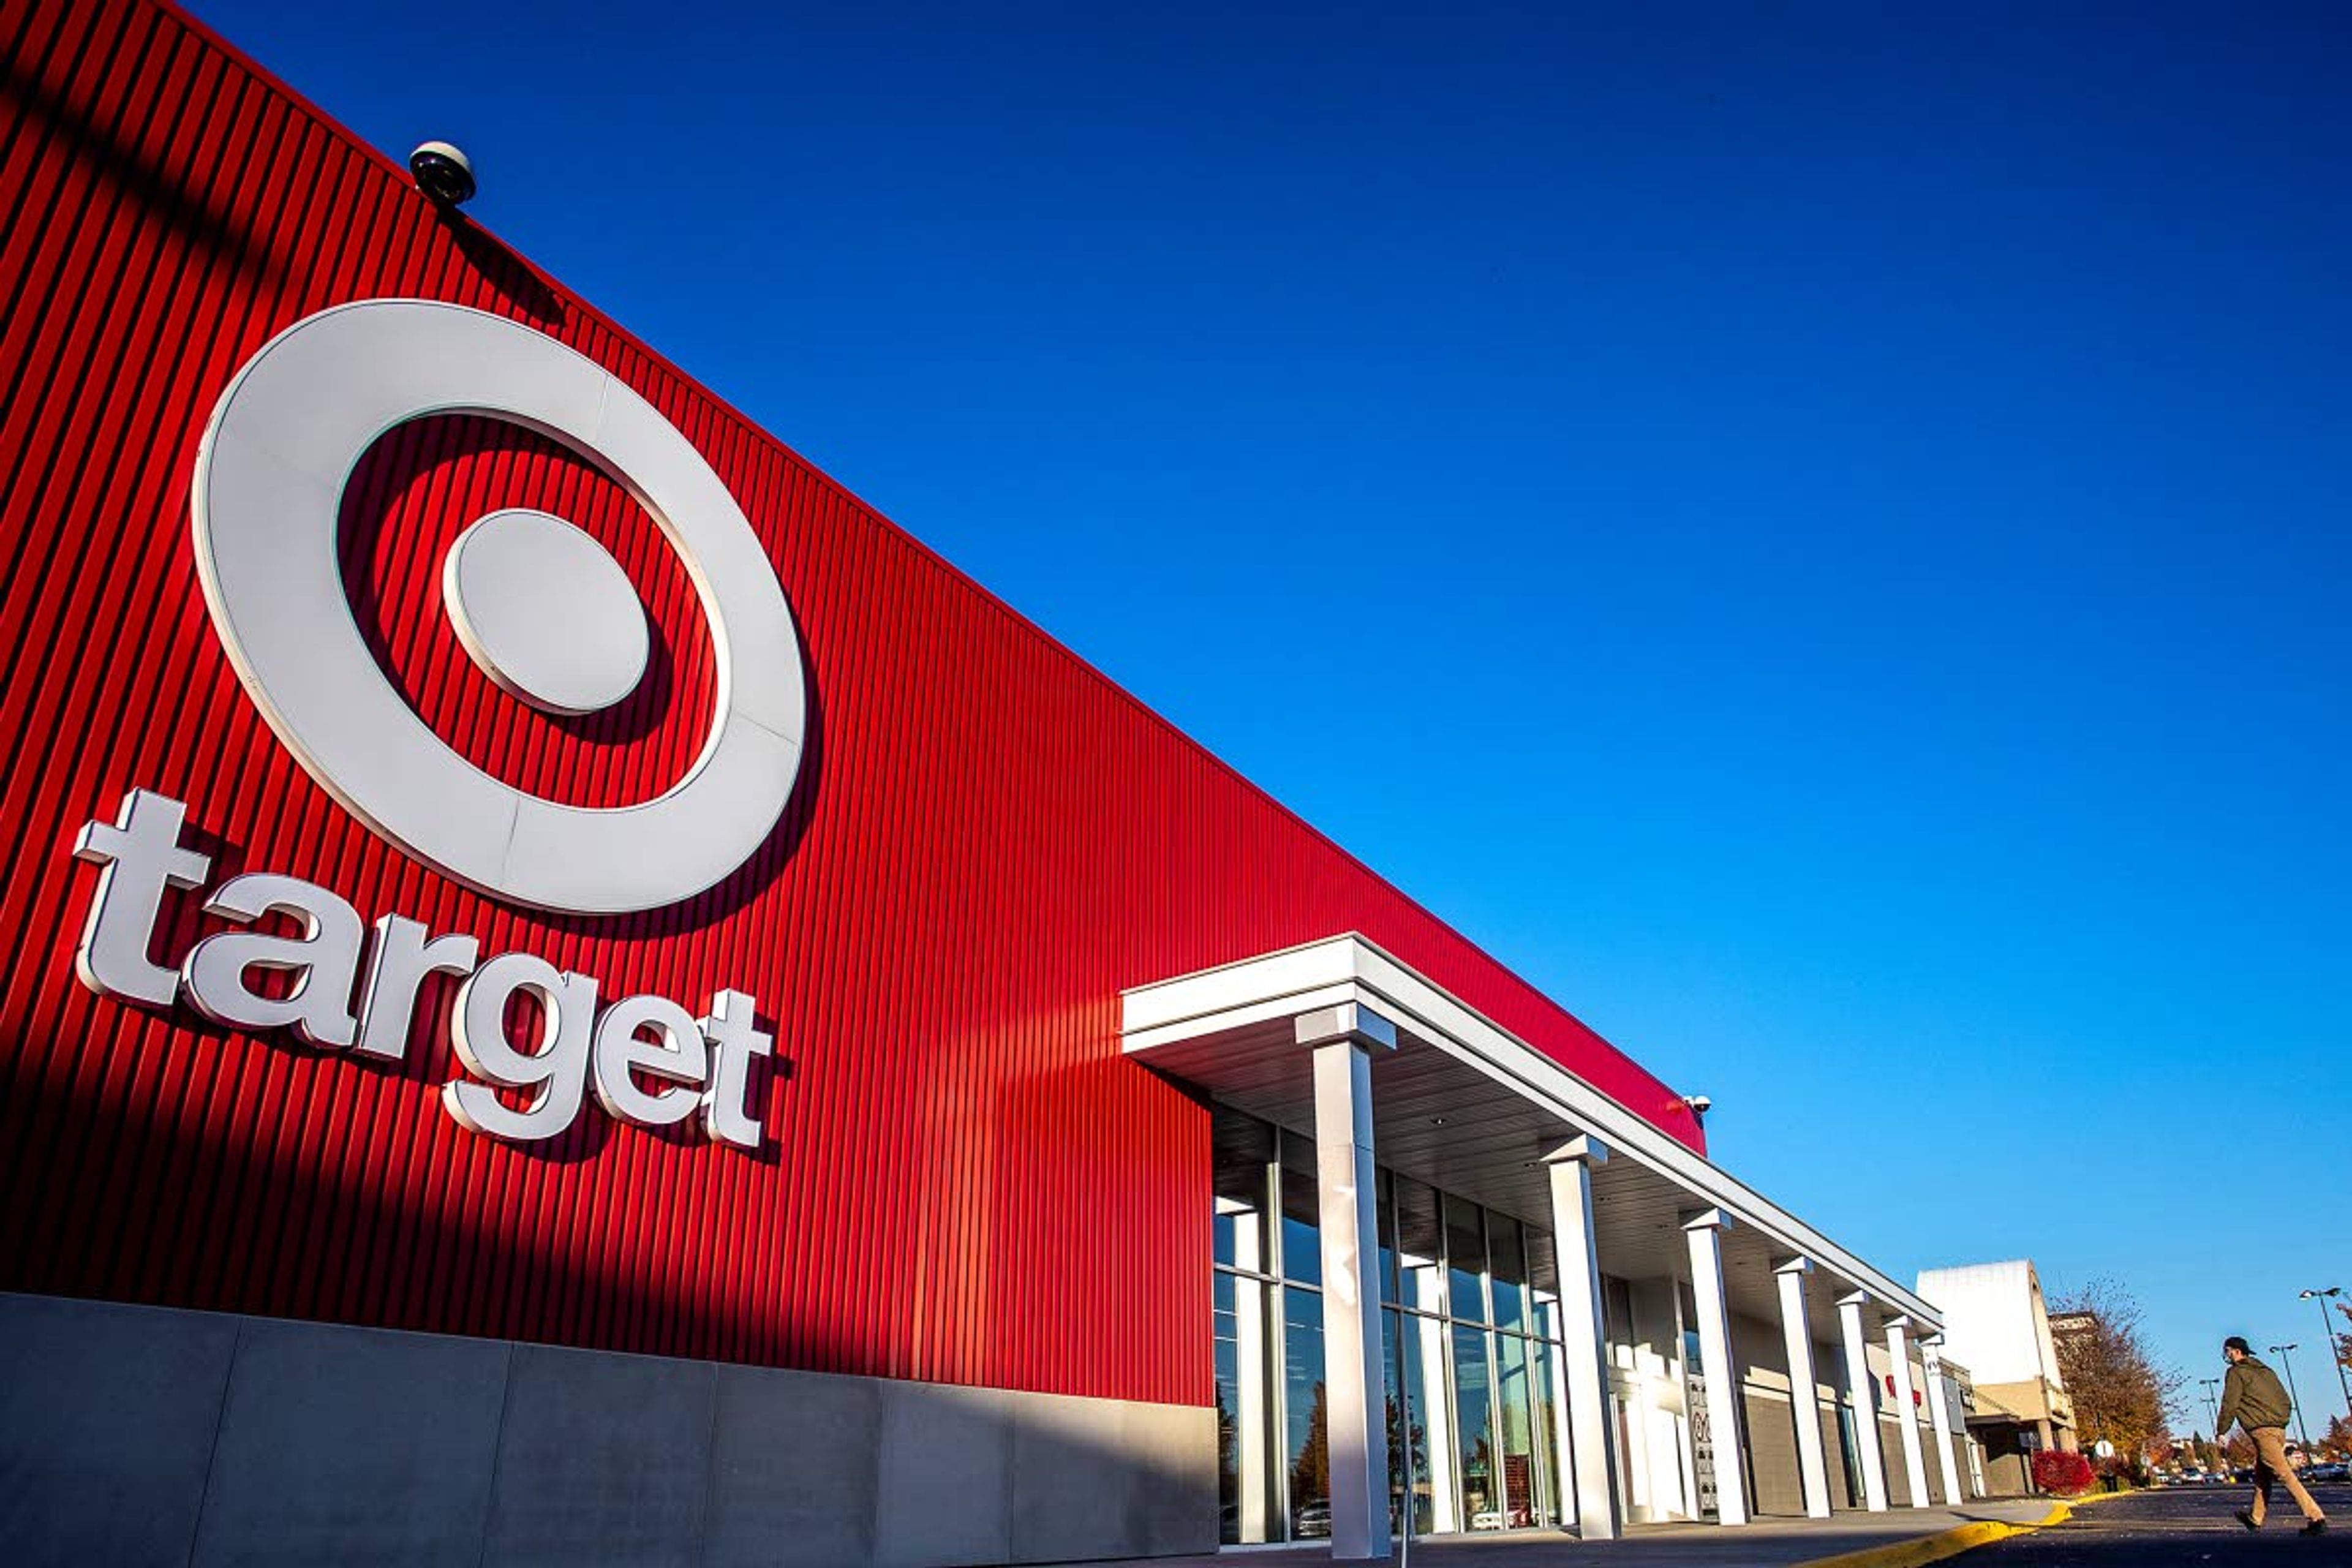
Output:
[1532, 1336, 1562, 1526]
[1452, 1323, 1496, 1527]
[1446, 1194, 1487, 1323]
[1375, 1167, 1397, 1305]
[1209, 1102, 1577, 1544]
[1490, 1214, 1526, 1332]
[1212, 1106, 1280, 1544]
[1284, 1288, 1329, 1540]
[1396, 1176, 1444, 1315]
[1527, 1226, 1560, 1303]
[1213, 1111, 1274, 1274]
[1214, 1267, 1278, 1543]
[1495, 1330, 1536, 1527]
[1213, 1273, 1239, 1536]
[1278, 1131, 1321, 1287]
[1383, 1309, 1435, 1536]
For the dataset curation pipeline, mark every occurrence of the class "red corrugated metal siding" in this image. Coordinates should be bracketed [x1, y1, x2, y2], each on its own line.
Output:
[0, 0, 1703, 1409]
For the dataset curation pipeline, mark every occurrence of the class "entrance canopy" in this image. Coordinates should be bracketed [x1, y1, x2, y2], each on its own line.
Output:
[1121, 932, 1940, 1345]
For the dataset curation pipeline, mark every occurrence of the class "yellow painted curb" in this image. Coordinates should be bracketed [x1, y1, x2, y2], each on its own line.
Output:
[1794, 1503, 2073, 1568]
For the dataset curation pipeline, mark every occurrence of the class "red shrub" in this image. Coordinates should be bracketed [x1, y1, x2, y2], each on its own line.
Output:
[2033, 1449, 2098, 1496]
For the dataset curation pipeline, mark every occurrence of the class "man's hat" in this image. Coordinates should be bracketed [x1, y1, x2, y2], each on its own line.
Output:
[2224, 1335, 2252, 1354]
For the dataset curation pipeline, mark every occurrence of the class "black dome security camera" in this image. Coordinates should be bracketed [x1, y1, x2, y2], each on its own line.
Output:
[409, 140, 476, 207]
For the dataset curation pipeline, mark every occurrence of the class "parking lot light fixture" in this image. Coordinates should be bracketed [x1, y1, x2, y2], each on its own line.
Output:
[2301, 1287, 2352, 1425]
[2267, 1344, 2313, 1449]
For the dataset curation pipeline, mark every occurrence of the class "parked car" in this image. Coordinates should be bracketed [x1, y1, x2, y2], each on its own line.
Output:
[2304, 1461, 2349, 1483]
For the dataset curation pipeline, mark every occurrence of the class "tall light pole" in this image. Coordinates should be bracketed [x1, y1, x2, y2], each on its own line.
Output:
[2297, 1287, 2351, 1427]
[2198, 1376, 2223, 1439]
[2268, 1344, 2313, 1449]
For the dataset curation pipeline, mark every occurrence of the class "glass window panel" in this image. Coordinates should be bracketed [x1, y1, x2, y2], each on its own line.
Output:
[1532, 1336, 1562, 1526]
[1383, 1308, 1434, 1536]
[1215, 1270, 1278, 1543]
[1602, 1275, 1634, 1349]
[1375, 1167, 1397, 1306]
[1445, 1194, 1487, 1323]
[1495, 1332, 1537, 1528]
[1213, 1107, 1275, 1273]
[1215, 1274, 1241, 1541]
[1452, 1324, 1497, 1528]
[1279, 1131, 1321, 1287]
[1396, 1175, 1444, 1315]
[1489, 1214, 1526, 1331]
[1526, 1226, 1560, 1303]
[1283, 1288, 1329, 1540]
[1836, 1401, 1866, 1506]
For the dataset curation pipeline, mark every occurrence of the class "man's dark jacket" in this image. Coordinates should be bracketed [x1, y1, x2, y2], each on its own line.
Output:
[2215, 1355, 2293, 1434]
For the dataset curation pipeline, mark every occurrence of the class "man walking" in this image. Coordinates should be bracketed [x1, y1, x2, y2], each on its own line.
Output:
[2215, 1336, 2326, 1536]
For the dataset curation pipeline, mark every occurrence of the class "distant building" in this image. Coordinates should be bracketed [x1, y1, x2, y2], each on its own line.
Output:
[1917, 1261, 2079, 1493]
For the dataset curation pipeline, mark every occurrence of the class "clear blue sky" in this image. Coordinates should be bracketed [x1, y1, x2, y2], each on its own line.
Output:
[190, 0, 2349, 1422]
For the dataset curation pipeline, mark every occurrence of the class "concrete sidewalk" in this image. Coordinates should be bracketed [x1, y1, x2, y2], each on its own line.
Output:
[1065, 1501, 2060, 1567]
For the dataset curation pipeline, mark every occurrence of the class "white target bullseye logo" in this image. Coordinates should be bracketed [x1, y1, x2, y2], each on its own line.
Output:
[191, 298, 807, 916]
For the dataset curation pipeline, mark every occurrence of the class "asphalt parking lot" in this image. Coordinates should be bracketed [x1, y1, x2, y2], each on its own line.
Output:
[1976, 1482, 2351, 1563]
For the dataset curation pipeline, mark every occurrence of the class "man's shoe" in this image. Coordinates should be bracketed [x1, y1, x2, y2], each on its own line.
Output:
[2302, 1518, 2328, 1537]
[2234, 1509, 2259, 1532]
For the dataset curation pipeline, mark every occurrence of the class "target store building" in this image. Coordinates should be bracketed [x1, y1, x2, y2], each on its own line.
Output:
[0, 1, 1978, 1562]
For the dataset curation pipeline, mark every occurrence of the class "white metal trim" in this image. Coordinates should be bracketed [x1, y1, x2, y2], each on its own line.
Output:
[1121, 933, 1942, 1329]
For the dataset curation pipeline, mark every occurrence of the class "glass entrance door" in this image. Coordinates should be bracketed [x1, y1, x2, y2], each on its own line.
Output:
[1495, 1330, 1539, 1528]
[1451, 1324, 1496, 1528]
[1212, 1104, 1572, 1544]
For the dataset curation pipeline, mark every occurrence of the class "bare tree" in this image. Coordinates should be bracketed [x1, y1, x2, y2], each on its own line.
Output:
[1291, 1380, 1330, 1518]
[2049, 1278, 2183, 1463]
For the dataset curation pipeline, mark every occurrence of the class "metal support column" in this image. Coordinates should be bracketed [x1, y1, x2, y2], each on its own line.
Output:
[1774, 1257, 1833, 1518]
[1838, 1291, 1890, 1512]
[1543, 1135, 1622, 1540]
[1682, 1208, 1749, 1527]
[1921, 1336, 1967, 1504]
[1884, 1315, 1930, 1507]
[1297, 1003, 1396, 1561]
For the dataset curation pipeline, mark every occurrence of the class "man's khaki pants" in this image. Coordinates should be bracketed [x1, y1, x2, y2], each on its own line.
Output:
[2249, 1426, 2323, 1525]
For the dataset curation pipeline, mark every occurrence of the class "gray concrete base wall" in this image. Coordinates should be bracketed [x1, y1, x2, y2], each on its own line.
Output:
[1879, 1420, 1914, 1507]
[1741, 1388, 1803, 1517]
[0, 1292, 1216, 1568]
